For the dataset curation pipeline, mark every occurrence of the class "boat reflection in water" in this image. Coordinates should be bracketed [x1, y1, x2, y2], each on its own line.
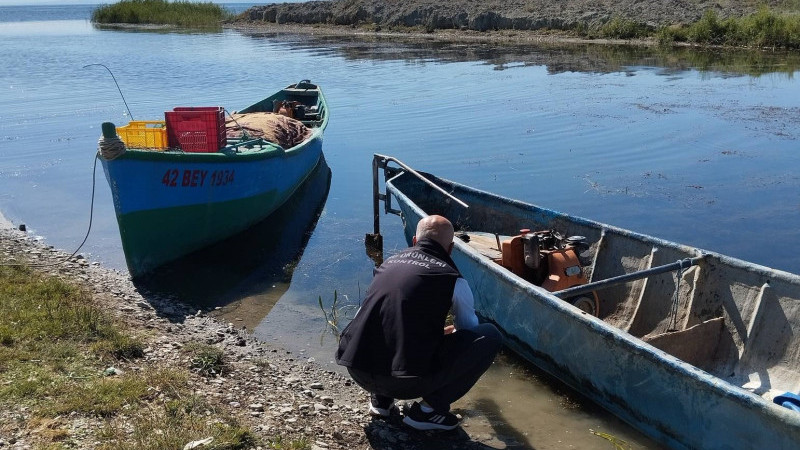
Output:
[135, 156, 332, 331]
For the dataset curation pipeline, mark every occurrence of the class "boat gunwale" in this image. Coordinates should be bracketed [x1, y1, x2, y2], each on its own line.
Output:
[105, 84, 329, 163]
[385, 169, 800, 429]
[405, 169, 800, 285]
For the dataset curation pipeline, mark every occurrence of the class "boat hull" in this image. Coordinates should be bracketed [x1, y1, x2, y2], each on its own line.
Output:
[385, 170, 800, 450]
[102, 138, 322, 277]
[99, 82, 328, 277]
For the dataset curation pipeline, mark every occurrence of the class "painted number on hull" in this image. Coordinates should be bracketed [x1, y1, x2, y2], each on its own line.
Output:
[161, 169, 235, 188]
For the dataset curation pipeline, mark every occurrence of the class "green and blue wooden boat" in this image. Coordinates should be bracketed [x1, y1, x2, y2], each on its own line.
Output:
[98, 81, 327, 278]
[369, 154, 800, 450]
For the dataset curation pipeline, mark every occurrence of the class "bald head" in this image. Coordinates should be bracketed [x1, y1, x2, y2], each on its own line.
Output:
[414, 215, 455, 252]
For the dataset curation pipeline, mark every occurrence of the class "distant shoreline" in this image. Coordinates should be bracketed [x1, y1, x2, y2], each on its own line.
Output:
[231, 0, 800, 50]
[227, 21, 652, 47]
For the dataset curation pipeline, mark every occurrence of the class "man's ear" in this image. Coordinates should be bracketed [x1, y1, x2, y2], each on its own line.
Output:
[412, 236, 417, 246]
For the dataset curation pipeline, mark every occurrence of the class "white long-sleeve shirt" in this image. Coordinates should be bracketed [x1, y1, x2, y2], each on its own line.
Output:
[452, 277, 479, 330]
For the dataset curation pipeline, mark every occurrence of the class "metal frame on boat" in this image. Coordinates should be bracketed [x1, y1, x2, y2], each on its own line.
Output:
[366, 154, 800, 450]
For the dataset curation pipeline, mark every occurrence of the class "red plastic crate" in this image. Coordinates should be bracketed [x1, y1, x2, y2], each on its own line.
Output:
[165, 106, 226, 153]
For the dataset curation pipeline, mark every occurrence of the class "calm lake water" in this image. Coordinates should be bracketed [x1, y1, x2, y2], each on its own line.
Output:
[2, 4, 800, 449]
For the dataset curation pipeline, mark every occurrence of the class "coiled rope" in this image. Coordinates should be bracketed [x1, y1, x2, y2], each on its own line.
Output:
[97, 131, 127, 160]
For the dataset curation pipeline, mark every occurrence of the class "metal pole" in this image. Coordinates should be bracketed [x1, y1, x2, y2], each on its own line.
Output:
[373, 153, 469, 209]
[365, 155, 384, 252]
[553, 255, 706, 299]
[372, 155, 381, 236]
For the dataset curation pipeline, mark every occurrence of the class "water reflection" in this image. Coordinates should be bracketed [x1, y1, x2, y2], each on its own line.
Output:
[237, 29, 800, 77]
[134, 156, 332, 330]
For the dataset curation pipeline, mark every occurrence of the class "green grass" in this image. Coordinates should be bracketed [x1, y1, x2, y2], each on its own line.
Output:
[564, 7, 800, 50]
[97, 393, 259, 450]
[185, 342, 227, 377]
[594, 17, 652, 40]
[657, 7, 800, 49]
[0, 264, 258, 449]
[91, 0, 233, 28]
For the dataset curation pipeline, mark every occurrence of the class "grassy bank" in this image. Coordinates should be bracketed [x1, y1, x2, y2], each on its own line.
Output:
[657, 7, 800, 49]
[91, 0, 232, 28]
[0, 264, 298, 449]
[582, 7, 800, 49]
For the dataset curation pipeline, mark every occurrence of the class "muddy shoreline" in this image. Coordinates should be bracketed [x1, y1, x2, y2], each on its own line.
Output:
[235, 0, 785, 34]
[228, 20, 649, 47]
[0, 222, 517, 449]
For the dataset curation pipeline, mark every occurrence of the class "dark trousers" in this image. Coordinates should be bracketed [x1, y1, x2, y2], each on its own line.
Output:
[347, 323, 503, 412]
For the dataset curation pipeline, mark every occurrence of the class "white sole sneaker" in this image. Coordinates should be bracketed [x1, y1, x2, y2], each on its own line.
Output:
[368, 403, 392, 417]
[402, 413, 459, 431]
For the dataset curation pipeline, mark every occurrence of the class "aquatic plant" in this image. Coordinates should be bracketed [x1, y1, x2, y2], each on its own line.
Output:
[91, 0, 233, 29]
[318, 289, 359, 340]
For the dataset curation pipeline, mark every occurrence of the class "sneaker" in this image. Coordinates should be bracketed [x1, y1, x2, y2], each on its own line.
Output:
[369, 393, 394, 417]
[402, 401, 460, 431]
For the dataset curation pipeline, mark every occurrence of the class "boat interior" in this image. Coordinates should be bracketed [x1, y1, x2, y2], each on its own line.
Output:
[389, 170, 800, 400]
[113, 81, 325, 154]
[239, 80, 325, 129]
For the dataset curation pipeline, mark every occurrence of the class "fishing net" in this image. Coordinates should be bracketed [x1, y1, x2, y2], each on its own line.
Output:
[225, 112, 311, 149]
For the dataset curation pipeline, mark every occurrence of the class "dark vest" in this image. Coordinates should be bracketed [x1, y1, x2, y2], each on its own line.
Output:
[335, 238, 461, 376]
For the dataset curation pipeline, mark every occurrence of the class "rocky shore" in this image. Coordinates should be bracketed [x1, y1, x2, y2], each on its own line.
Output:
[237, 0, 784, 33]
[0, 224, 508, 449]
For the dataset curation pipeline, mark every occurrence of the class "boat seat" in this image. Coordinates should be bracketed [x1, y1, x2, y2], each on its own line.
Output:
[643, 317, 724, 371]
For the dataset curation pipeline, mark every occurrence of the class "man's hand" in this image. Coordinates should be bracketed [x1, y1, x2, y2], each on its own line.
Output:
[443, 325, 455, 335]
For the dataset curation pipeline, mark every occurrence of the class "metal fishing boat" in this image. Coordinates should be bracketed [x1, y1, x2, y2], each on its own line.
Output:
[367, 154, 800, 450]
[98, 81, 327, 278]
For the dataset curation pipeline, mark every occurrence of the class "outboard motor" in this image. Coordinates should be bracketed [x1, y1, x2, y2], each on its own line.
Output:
[500, 229, 599, 316]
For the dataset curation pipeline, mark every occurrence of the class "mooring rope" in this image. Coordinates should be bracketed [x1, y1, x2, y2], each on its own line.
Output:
[97, 132, 127, 160]
[668, 259, 687, 331]
[1, 153, 100, 269]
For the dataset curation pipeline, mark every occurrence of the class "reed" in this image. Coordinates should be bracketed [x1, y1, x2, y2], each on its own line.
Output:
[318, 290, 359, 340]
[91, 0, 233, 28]
[657, 7, 800, 49]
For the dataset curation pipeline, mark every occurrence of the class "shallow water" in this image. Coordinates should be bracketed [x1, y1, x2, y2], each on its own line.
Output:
[2, 5, 799, 448]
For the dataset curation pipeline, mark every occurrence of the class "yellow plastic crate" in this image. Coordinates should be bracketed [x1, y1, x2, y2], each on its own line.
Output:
[116, 121, 168, 150]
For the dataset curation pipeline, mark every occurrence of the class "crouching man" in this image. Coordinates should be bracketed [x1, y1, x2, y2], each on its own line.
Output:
[336, 215, 503, 430]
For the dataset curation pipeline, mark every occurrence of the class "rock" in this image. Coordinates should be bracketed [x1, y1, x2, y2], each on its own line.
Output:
[309, 382, 324, 390]
[183, 437, 213, 449]
[103, 367, 123, 376]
